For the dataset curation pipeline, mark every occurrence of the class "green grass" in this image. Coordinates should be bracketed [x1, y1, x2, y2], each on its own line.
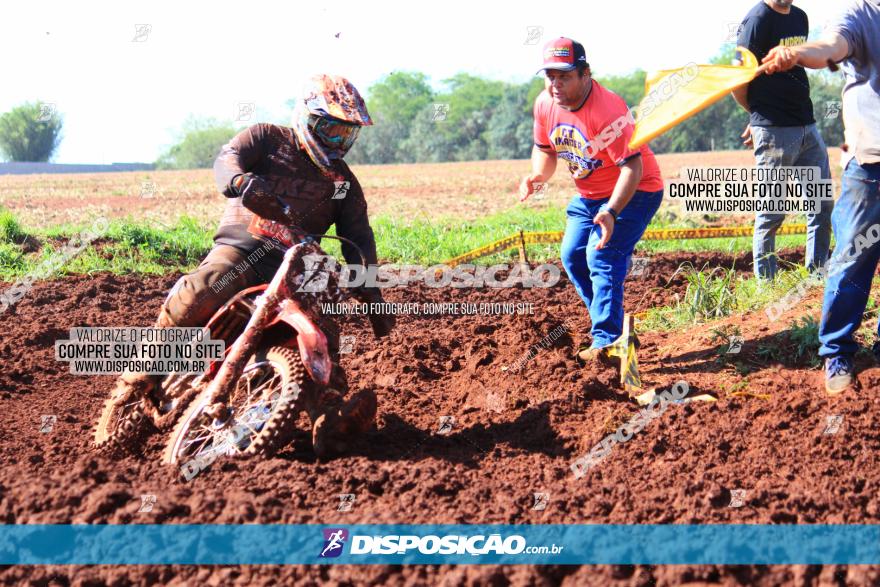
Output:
[0, 215, 213, 280]
[65, 216, 212, 276]
[637, 234, 805, 255]
[374, 205, 565, 265]
[307, 204, 568, 266]
[640, 261, 817, 332]
[0, 207, 28, 244]
[0, 204, 814, 280]
[754, 315, 821, 368]
[0, 242, 27, 274]
[376, 206, 808, 265]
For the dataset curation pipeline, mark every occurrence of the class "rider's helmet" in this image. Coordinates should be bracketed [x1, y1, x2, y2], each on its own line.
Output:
[292, 74, 372, 175]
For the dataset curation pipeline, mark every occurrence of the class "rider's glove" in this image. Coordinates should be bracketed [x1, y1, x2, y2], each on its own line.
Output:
[230, 173, 294, 224]
[229, 173, 270, 199]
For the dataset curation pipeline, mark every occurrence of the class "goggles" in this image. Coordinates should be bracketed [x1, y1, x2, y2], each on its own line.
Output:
[310, 115, 361, 152]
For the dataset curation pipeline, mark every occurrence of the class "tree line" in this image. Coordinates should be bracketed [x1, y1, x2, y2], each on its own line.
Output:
[346, 49, 845, 165]
[0, 48, 844, 166]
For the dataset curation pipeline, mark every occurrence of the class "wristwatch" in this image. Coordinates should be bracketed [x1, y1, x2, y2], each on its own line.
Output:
[600, 204, 619, 221]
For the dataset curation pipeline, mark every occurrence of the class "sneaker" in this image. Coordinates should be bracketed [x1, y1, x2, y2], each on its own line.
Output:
[824, 356, 854, 396]
[576, 346, 617, 369]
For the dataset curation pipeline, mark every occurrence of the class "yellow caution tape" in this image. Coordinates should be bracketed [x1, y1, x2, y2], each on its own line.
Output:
[445, 224, 808, 267]
[642, 224, 807, 241]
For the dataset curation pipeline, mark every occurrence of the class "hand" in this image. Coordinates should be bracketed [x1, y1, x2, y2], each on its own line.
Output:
[519, 173, 544, 202]
[230, 173, 270, 198]
[233, 174, 295, 224]
[741, 124, 753, 148]
[762, 45, 799, 74]
[593, 210, 615, 250]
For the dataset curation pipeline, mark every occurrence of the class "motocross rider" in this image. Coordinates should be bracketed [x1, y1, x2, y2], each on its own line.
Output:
[113, 74, 395, 457]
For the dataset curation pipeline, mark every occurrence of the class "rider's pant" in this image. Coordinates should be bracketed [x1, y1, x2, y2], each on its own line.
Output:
[159, 244, 281, 327]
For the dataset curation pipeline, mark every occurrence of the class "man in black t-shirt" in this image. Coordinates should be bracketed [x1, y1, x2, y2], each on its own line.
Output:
[732, 0, 833, 280]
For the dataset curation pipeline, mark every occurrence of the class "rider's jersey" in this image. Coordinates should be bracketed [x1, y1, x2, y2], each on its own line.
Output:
[213, 123, 378, 267]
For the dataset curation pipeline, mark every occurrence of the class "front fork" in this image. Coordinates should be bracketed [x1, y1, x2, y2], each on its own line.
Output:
[200, 244, 331, 421]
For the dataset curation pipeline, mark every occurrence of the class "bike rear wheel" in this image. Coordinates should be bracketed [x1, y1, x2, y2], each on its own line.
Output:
[94, 389, 152, 454]
[94, 372, 201, 455]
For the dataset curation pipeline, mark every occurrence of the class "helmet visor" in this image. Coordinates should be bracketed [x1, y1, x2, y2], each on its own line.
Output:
[311, 116, 361, 152]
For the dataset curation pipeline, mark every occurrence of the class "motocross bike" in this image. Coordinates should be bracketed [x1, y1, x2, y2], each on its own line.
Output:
[94, 223, 376, 466]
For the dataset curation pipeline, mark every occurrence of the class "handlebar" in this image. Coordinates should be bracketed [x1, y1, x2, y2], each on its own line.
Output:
[306, 234, 369, 268]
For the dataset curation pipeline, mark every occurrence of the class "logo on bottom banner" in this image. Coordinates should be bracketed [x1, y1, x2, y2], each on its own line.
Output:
[320, 528, 349, 558]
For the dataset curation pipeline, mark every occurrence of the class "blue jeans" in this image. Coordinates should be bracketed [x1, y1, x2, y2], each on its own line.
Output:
[818, 160, 880, 359]
[561, 190, 663, 348]
[751, 124, 833, 279]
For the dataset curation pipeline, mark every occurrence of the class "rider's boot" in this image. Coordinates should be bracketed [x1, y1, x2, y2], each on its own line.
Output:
[304, 387, 377, 459]
[109, 307, 176, 403]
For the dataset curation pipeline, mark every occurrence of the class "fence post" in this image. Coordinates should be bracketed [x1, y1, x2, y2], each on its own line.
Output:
[518, 230, 530, 267]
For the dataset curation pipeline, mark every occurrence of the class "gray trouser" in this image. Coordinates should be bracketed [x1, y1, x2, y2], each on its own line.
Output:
[751, 124, 833, 279]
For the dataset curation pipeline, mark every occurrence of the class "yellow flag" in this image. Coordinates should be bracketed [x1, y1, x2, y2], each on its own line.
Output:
[628, 47, 760, 150]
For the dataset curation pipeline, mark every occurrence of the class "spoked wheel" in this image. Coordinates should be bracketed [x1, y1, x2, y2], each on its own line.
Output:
[163, 346, 305, 472]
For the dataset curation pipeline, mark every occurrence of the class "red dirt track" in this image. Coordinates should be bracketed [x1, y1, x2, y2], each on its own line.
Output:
[2, 249, 880, 585]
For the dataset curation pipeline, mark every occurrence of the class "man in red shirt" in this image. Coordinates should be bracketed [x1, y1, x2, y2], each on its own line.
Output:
[521, 37, 664, 367]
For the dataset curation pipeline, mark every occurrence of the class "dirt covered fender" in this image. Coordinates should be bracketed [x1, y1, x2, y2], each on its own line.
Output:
[272, 298, 332, 386]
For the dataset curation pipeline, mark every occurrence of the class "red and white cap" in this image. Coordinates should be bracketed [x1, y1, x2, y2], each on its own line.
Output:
[538, 37, 588, 73]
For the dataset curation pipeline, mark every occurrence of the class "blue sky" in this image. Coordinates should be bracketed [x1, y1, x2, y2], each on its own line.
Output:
[2, 0, 841, 164]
